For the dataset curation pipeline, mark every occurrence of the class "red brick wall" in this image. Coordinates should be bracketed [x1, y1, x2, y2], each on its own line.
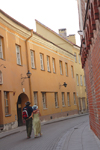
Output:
[77, 0, 100, 139]
[84, 28, 100, 139]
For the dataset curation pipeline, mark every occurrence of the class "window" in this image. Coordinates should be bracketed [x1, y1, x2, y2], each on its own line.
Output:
[74, 52, 77, 62]
[34, 92, 38, 105]
[76, 74, 79, 86]
[16, 45, 21, 65]
[47, 56, 50, 72]
[82, 98, 86, 110]
[62, 92, 65, 106]
[30, 50, 35, 68]
[42, 92, 46, 108]
[78, 54, 80, 64]
[55, 92, 58, 107]
[4, 91, 9, 115]
[0, 37, 3, 59]
[40, 53, 44, 70]
[84, 76, 86, 86]
[71, 66, 74, 78]
[59, 61, 63, 75]
[80, 75, 83, 86]
[65, 63, 68, 76]
[67, 92, 70, 106]
[0, 71, 3, 84]
[73, 93, 76, 105]
[52, 58, 56, 73]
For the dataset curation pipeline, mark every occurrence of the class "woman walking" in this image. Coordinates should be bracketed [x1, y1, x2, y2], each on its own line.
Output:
[31, 105, 42, 138]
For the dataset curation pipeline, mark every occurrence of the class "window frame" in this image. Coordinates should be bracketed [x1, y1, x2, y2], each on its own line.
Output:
[0, 37, 3, 59]
[40, 53, 44, 70]
[30, 50, 35, 69]
[80, 75, 83, 86]
[67, 92, 70, 106]
[73, 92, 76, 105]
[74, 52, 77, 63]
[42, 92, 47, 109]
[34, 92, 38, 105]
[65, 63, 68, 76]
[59, 60, 63, 75]
[55, 92, 58, 107]
[16, 44, 21, 65]
[71, 66, 74, 78]
[76, 74, 79, 86]
[47, 55, 50, 72]
[52, 58, 56, 73]
[62, 92, 65, 106]
[4, 91, 9, 115]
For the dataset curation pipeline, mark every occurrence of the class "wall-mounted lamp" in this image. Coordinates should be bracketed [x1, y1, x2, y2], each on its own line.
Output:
[59, 82, 67, 89]
[21, 70, 32, 85]
[0, 64, 6, 68]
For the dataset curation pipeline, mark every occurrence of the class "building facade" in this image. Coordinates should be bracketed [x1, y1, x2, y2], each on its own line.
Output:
[36, 20, 87, 114]
[0, 10, 79, 130]
[77, 0, 100, 139]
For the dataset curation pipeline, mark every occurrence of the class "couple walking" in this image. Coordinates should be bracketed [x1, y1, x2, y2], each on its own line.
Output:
[23, 101, 42, 139]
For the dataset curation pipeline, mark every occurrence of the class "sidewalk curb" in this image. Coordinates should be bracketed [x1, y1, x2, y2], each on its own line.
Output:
[0, 113, 88, 139]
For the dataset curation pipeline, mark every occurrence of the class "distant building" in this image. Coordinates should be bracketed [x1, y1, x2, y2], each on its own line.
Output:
[77, 0, 100, 139]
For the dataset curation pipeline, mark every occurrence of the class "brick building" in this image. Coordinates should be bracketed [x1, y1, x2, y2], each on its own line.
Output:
[77, 0, 100, 139]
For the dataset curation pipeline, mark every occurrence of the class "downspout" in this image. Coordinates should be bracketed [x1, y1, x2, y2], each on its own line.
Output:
[25, 29, 33, 104]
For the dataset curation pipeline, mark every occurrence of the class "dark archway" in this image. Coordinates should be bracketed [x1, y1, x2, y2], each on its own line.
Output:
[17, 93, 29, 126]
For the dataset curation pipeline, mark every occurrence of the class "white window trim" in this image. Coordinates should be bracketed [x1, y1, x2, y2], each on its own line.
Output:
[78, 54, 80, 64]
[40, 53, 44, 70]
[52, 58, 55, 73]
[71, 66, 74, 78]
[62, 92, 65, 106]
[0, 37, 3, 59]
[76, 74, 79, 86]
[0, 71, 3, 84]
[16, 45, 21, 65]
[30, 50, 35, 69]
[47, 56, 50, 72]
[67, 93, 70, 106]
[55, 92, 58, 107]
[42, 92, 46, 108]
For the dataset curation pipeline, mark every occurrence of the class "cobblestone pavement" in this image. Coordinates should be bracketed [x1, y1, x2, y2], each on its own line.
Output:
[0, 115, 90, 150]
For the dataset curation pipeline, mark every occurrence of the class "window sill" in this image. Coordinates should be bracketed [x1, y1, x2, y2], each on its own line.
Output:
[32, 67, 36, 70]
[53, 72, 56, 74]
[47, 71, 51, 73]
[55, 106, 59, 108]
[41, 69, 45, 71]
[17, 64, 22, 66]
[5, 114, 11, 117]
[62, 105, 66, 107]
[68, 105, 71, 107]
[43, 108, 48, 110]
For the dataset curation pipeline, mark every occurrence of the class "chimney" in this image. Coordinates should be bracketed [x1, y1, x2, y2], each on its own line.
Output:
[59, 28, 67, 37]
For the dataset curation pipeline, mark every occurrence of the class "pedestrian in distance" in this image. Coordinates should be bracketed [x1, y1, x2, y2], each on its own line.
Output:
[31, 105, 42, 138]
[22, 101, 33, 139]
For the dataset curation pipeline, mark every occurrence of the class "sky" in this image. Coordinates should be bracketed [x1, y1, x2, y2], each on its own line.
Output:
[0, 0, 80, 46]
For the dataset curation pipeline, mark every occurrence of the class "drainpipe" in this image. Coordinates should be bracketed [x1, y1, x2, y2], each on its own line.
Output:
[25, 29, 33, 105]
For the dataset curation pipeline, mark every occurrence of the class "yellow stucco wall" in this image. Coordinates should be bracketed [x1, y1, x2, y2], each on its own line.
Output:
[0, 11, 78, 127]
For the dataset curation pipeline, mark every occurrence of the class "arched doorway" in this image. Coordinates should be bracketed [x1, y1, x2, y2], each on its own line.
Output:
[17, 93, 29, 126]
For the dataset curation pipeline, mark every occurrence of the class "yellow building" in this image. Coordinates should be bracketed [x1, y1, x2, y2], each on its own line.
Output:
[0, 10, 78, 130]
[36, 21, 87, 114]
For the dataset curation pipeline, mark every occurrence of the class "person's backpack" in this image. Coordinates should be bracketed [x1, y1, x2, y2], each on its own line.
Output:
[22, 108, 29, 119]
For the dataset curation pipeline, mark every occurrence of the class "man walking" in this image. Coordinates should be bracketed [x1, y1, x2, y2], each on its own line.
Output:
[23, 101, 33, 139]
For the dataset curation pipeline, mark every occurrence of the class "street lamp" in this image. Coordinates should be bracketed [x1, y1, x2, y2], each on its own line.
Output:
[59, 82, 67, 89]
[21, 70, 32, 85]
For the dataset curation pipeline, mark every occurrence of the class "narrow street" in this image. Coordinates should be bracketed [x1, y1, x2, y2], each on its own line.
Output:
[0, 115, 90, 150]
